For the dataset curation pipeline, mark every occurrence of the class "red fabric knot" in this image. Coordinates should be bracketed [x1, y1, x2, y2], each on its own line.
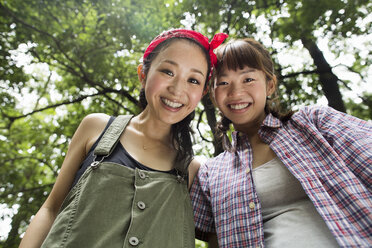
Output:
[208, 33, 229, 68]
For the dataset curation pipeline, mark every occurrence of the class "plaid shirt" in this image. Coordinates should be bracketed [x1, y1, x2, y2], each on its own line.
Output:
[190, 106, 372, 248]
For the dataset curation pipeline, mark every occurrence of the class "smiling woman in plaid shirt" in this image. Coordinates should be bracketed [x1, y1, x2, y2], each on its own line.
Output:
[190, 38, 372, 248]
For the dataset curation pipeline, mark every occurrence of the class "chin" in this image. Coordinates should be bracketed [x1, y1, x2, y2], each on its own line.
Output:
[161, 116, 184, 125]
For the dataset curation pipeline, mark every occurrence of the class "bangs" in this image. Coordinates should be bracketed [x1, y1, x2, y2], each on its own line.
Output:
[216, 40, 263, 76]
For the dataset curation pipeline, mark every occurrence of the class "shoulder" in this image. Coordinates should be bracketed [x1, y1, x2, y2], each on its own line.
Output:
[291, 105, 371, 136]
[191, 152, 230, 190]
[188, 158, 202, 187]
[290, 105, 341, 126]
[205, 151, 229, 166]
[292, 105, 328, 119]
[197, 151, 230, 175]
[294, 105, 368, 125]
[77, 113, 111, 154]
[78, 113, 111, 137]
[81, 113, 111, 128]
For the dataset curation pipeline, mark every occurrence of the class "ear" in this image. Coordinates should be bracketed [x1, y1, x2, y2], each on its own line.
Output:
[137, 64, 146, 87]
[266, 75, 277, 97]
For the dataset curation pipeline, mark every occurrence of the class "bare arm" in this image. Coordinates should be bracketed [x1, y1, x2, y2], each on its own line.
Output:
[188, 158, 201, 189]
[19, 113, 109, 248]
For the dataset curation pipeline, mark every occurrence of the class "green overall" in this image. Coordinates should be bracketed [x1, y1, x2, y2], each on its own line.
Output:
[41, 115, 195, 248]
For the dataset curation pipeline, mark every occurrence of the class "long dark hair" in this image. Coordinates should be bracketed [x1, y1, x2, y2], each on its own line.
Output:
[140, 37, 211, 175]
[214, 38, 293, 151]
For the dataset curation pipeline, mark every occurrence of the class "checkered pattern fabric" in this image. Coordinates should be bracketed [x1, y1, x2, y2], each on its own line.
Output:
[190, 106, 372, 248]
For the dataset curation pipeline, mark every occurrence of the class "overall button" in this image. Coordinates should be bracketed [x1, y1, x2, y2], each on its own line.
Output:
[249, 202, 255, 209]
[129, 236, 139, 246]
[245, 168, 251, 174]
[137, 201, 146, 210]
[138, 171, 146, 179]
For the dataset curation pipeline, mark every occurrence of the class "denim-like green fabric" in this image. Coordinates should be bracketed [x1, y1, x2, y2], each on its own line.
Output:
[41, 116, 195, 248]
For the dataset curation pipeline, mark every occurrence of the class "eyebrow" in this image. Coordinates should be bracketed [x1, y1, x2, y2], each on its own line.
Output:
[241, 68, 256, 74]
[163, 59, 205, 77]
[220, 68, 256, 77]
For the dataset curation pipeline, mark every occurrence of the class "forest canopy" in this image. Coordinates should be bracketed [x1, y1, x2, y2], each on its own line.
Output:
[0, 0, 371, 247]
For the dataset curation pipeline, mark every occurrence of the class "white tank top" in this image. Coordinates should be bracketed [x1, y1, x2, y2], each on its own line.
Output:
[253, 157, 339, 247]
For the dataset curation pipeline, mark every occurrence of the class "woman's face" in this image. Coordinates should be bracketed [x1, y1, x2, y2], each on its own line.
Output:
[140, 39, 208, 125]
[213, 65, 275, 131]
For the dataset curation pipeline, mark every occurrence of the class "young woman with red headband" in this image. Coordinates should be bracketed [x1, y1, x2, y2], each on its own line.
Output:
[20, 29, 227, 248]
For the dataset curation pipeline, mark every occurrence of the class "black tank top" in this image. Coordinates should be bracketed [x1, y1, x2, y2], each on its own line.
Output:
[71, 116, 176, 187]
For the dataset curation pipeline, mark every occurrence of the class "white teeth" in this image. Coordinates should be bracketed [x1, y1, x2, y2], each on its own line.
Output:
[229, 103, 249, 110]
[162, 98, 183, 108]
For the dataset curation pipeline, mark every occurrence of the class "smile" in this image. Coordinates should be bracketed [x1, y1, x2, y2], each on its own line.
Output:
[228, 103, 251, 110]
[161, 97, 183, 108]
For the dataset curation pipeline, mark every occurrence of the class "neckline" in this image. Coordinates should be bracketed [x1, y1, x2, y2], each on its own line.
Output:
[118, 141, 176, 174]
[253, 157, 280, 171]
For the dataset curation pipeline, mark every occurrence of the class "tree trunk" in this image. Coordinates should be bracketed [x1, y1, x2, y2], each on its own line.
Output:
[301, 37, 346, 112]
[201, 95, 224, 156]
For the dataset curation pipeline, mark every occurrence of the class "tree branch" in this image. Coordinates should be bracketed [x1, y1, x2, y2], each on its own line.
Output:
[1, 155, 58, 177]
[3, 92, 103, 122]
[0, 183, 54, 199]
[0, 3, 85, 72]
[102, 93, 137, 115]
[333, 63, 367, 84]
[33, 71, 53, 110]
[278, 69, 319, 79]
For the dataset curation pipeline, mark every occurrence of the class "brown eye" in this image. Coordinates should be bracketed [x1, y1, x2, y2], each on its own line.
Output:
[189, 78, 200, 85]
[216, 81, 228, 86]
[244, 78, 254, 83]
[162, 69, 174, 76]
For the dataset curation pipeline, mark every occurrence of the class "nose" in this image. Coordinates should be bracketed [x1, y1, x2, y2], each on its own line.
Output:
[168, 76, 186, 95]
[227, 83, 243, 97]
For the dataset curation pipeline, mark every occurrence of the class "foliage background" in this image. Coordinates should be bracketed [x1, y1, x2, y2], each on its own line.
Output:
[0, 0, 371, 247]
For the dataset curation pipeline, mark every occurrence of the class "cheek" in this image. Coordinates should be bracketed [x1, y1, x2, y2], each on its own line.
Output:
[189, 91, 203, 107]
[257, 88, 269, 101]
[250, 84, 267, 100]
[213, 89, 224, 107]
[192, 93, 202, 106]
[144, 76, 160, 95]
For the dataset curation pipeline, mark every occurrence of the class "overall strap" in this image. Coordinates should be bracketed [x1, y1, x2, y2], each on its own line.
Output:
[94, 115, 133, 157]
